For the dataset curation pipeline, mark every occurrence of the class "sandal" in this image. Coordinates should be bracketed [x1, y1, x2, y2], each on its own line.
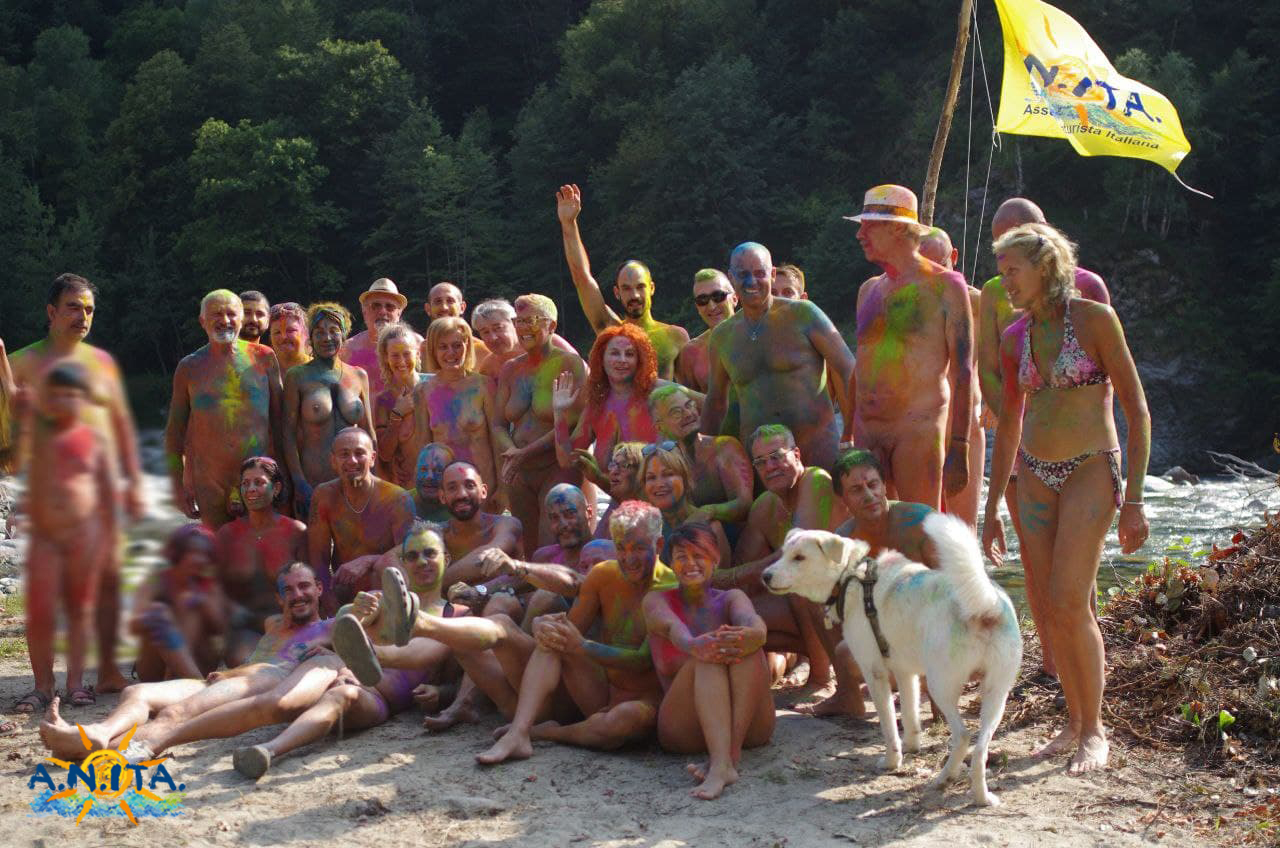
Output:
[333, 614, 383, 686]
[381, 566, 417, 647]
[13, 689, 52, 715]
[68, 686, 96, 707]
[0, 718, 17, 735]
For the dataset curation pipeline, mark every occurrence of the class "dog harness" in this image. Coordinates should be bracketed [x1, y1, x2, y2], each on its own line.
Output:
[826, 556, 891, 658]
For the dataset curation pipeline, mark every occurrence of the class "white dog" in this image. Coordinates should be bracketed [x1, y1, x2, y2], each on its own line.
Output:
[762, 513, 1021, 806]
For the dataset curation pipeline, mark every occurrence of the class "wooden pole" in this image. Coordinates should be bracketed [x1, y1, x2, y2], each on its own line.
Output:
[921, 0, 974, 227]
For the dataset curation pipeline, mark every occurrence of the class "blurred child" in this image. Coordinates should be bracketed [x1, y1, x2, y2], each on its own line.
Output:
[130, 524, 227, 681]
[16, 362, 116, 711]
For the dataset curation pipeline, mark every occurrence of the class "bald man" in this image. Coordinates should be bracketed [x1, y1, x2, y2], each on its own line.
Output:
[919, 227, 984, 530]
[166, 290, 282, 528]
[556, 184, 690, 379]
[425, 282, 490, 360]
[702, 242, 854, 472]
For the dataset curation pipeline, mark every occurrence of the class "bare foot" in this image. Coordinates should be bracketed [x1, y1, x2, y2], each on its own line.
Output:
[686, 761, 709, 782]
[691, 763, 738, 800]
[801, 688, 868, 719]
[475, 729, 533, 765]
[95, 668, 131, 695]
[776, 657, 808, 689]
[1068, 730, 1109, 774]
[491, 722, 511, 740]
[39, 697, 108, 760]
[422, 702, 478, 733]
[1032, 725, 1080, 759]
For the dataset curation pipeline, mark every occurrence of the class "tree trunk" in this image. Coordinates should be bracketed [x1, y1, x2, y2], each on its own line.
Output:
[921, 0, 975, 226]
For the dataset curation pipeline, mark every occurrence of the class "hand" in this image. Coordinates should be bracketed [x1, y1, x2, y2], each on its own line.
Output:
[446, 582, 485, 610]
[206, 670, 227, 684]
[688, 633, 724, 664]
[550, 618, 585, 655]
[124, 486, 146, 522]
[500, 446, 526, 485]
[173, 481, 200, 519]
[981, 511, 1006, 567]
[351, 591, 380, 623]
[293, 477, 313, 516]
[532, 612, 567, 649]
[411, 683, 443, 712]
[980, 405, 999, 429]
[334, 558, 373, 587]
[942, 441, 969, 498]
[392, 391, 414, 419]
[479, 548, 518, 579]
[570, 449, 604, 485]
[1117, 502, 1149, 554]
[551, 370, 578, 413]
[556, 183, 582, 225]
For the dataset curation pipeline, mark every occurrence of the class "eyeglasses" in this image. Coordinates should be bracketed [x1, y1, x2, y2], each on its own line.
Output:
[607, 458, 639, 471]
[751, 447, 795, 468]
[693, 290, 731, 307]
[641, 440, 678, 458]
[402, 548, 438, 563]
[513, 315, 547, 328]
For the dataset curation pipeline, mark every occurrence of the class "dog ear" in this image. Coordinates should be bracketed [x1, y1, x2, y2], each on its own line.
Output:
[782, 527, 805, 550]
[817, 533, 852, 566]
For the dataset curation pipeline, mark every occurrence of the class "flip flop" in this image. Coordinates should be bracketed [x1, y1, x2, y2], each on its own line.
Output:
[381, 566, 417, 647]
[13, 690, 52, 715]
[67, 686, 96, 707]
[233, 745, 272, 779]
[333, 614, 383, 686]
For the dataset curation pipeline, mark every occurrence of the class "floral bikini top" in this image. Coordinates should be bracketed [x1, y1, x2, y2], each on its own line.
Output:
[1016, 301, 1109, 394]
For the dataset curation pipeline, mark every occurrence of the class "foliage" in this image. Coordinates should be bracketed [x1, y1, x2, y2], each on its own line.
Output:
[0, 0, 1272, 451]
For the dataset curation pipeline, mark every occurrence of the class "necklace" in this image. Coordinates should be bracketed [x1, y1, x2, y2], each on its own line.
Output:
[743, 310, 768, 341]
[342, 485, 371, 515]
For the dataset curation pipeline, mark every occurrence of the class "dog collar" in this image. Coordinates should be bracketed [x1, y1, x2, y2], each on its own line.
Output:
[826, 556, 890, 658]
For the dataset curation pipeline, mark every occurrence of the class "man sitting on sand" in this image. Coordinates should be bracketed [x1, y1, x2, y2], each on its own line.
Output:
[39, 563, 332, 761]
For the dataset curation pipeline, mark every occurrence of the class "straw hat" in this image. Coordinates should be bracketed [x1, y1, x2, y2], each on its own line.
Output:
[358, 277, 407, 310]
[843, 185, 929, 234]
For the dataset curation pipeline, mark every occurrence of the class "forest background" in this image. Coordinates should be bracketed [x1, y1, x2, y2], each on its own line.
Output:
[0, 0, 1275, 469]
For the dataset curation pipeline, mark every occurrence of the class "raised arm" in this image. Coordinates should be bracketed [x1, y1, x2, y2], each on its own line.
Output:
[557, 183, 619, 333]
[941, 273, 974, 498]
[551, 369, 587, 470]
[164, 360, 198, 519]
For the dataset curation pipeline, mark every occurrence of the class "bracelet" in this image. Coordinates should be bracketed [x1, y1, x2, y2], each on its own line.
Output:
[1123, 500, 1145, 507]
[951, 436, 968, 443]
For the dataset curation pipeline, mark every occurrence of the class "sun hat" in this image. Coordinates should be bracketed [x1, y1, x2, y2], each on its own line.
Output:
[843, 185, 930, 234]
[358, 277, 408, 310]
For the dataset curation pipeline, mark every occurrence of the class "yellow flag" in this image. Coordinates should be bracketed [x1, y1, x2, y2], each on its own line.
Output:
[993, 0, 1191, 173]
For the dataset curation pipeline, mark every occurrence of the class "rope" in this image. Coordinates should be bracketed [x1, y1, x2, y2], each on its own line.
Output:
[968, 1, 1001, 283]
[960, 4, 975, 275]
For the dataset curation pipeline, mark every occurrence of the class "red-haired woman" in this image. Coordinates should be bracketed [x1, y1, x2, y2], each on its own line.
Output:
[551, 323, 660, 488]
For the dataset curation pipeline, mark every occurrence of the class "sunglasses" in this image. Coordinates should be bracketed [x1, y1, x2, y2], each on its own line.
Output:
[751, 447, 795, 468]
[641, 440, 678, 458]
[693, 290, 731, 307]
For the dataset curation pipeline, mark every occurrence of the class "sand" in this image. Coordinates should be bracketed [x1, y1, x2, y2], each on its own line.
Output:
[0, 662, 1203, 847]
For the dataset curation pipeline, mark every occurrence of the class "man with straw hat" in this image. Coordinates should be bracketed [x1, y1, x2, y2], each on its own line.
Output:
[340, 278, 408, 398]
[843, 184, 974, 512]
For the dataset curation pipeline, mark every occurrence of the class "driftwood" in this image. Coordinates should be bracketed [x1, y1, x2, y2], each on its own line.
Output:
[1205, 450, 1278, 481]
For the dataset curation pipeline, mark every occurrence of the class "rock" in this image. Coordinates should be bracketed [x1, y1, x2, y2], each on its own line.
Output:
[0, 576, 19, 594]
[1162, 466, 1200, 485]
[1247, 500, 1267, 512]
[1143, 476, 1175, 492]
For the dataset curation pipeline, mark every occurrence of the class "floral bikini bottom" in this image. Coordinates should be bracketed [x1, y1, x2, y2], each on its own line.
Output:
[1017, 447, 1123, 509]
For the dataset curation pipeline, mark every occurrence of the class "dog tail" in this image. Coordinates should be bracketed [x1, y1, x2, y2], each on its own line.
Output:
[924, 512, 1002, 619]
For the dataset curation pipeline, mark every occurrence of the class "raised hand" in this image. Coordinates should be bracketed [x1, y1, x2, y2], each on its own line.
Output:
[552, 370, 578, 413]
[556, 183, 582, 224]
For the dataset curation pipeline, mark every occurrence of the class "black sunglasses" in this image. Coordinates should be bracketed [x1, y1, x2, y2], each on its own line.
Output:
[641, 440, 678, 458]
[693, 290, 731, 307]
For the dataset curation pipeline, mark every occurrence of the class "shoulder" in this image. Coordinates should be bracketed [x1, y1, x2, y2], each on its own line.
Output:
[496, 512, 523, 535]
[936, 269, 971, 297]
[706, 315, 738, 347]
[584, 559, 620, 585]
[800, 465, 834, 487]
[1000, 313, 1030, 347]
[1070, 297, 1118, 333]
[248, 341, 274, 362]
[662, 322, 690, 343]
[785, 297, 830, 324]
[531, 543, 561, 562]
[979, 274, 1005, 295]
[1074, 267, 1110, 303]
[311, 479, 340, 505]
[651, 562, 677, 589]
[891, 501, 934, 529]
[262, 614, 284, 633]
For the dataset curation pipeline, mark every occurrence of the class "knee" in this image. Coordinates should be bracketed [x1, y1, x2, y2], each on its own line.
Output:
[1042, 593, 1087, 627]
[322, 683, 361, 711]
[483, 594, 522, 620]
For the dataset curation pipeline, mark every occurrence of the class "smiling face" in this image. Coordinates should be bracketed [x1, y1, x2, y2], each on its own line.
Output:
[838, 464, 888, 522]
[614, 263, 653, 319]
[729, 246, 774, 311]
[386, 338, 417, 382]
[277, 566, 322, 625]
[331, 429, 376, 488]
[643, 456, 686, 511]
[361, 294, 402, 334]
[546, 488, 592, 550]
[47, 288, 96, 342]
[473, 313, 517, 356]
[240, 466, 280, 513]
[401, 527, 446, 593]
[513, 303, 553, 351]
[996, 248, 1045, 310]
[415, 445, 453, 502]
[654, 388, 700, 440]
[433, 329, 469, 372]
[752, 434, 804, 494]
[310, 316, 346, 359]
[271, 313, 307, 357]
[615, 525, 660, 585]
[428, 284, 465, 319]
[772, 269, 804, 300]
[200, 296, 244, 345]
[692, 275, 736, 327]
[603, 336, 638, 385]
[670, 539, 718, 589]
[240, 299, 270, 342]
[441, 463, 485, 520]
[607, 447, 641, 497]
